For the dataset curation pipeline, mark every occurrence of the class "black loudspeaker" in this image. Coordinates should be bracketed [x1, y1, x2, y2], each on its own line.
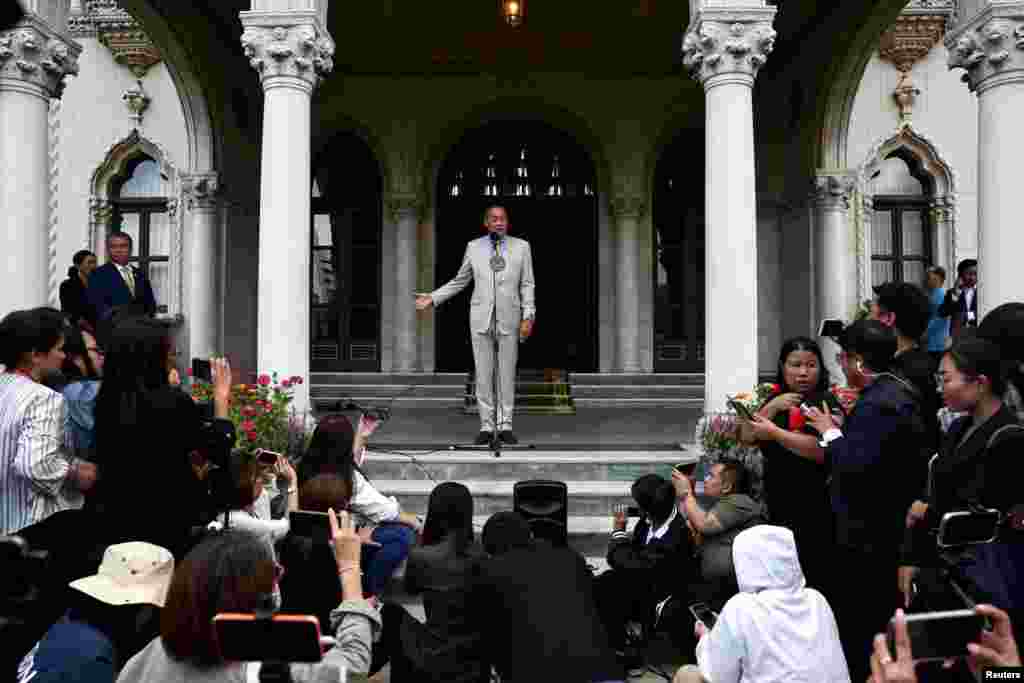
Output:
[513, 480, 568, 547]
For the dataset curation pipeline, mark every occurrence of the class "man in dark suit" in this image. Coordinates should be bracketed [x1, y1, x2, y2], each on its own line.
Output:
[938, 258, 978, 338]
[86, 232, 157, 324]
[469, 512, 625, 683]
[594, 474, 693, 665]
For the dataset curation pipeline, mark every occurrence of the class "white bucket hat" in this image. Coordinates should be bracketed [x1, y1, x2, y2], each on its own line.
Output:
[69, 542, 175, 607]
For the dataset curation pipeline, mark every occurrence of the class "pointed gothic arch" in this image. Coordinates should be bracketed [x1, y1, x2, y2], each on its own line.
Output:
[854, 124, 958, 297]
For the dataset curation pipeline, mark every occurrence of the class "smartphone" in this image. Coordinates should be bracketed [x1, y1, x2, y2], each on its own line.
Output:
[192, 358, 212, 383]
[726, 398, 755, 422]
[214, 613, 323, 662]
[254, 449, 281, 466]
[888, 610, 986, 663]
[674, 462, 697, 477]
[818, 318, 845, 338]
[288, 510, 332, 540]
[937, 509, 1001, 548]
[689, 602, 718, 630]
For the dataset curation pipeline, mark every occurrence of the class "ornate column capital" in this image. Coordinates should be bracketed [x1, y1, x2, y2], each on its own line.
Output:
[880, 13, 950, 73]
[946, 6, 1024, 93]
[0, 13, 81, 99]
[682, 5, 777, 86]
[239, 10, 334, 91]
[610, 195, 646, 220]
[385, 193, 422, 222]
[810, 173, 856, 211]
[182, 173, 222, 211]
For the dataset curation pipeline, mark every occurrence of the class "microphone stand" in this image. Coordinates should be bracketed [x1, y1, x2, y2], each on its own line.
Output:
[451, 233, 534, 458]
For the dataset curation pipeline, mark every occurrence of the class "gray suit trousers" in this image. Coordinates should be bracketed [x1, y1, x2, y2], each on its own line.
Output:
[472, 329, 518, 432]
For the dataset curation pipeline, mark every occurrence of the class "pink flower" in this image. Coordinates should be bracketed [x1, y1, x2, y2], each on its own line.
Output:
[258, 375, 271, 387]
[240, 420, 255, 432]
[281, 379, 292, 388]
[246, 431, 258, 441]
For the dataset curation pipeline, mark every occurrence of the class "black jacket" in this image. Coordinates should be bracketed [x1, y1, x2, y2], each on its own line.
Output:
[893, 348, 943, 459]
[59, 275, 91, 324]
[903, 404, 1024, 566]
[938, 287, 978, 337]
[469, 543, 623, 683]
[396, 537, 489, 682]
[607, 512, 693, 601]
[827, 375, 930, 554]
[87, 262, 157, 322]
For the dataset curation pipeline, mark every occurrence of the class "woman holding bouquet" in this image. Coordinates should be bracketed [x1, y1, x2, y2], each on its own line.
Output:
[740, 337, 843, 590]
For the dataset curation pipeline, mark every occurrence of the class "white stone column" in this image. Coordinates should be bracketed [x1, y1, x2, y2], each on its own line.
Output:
[612, 195, 645, 373]
[182, 173, 221, 361]
[947, 5, 1024, 316]
[0, 14, 79, 314]
[387, 194, 420, 372]
[930, 197, 955, 275]
[683, 2, 776, 413]
[811, 173, 857, 384]
[240, 9, 334, 412]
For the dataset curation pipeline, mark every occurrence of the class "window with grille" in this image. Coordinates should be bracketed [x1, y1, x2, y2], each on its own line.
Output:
[869, 154, 932, 287]
[110, 155, 170, 313]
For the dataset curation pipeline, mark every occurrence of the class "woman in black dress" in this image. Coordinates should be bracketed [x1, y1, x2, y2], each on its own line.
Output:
[59, 250, 96, 324]
[741, 336, 843, 591]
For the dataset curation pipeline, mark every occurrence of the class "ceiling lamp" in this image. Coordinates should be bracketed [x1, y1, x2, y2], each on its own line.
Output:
[503, 0, 524, 27]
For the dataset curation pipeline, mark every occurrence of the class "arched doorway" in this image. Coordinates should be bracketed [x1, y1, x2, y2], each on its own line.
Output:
[653, 131, 705, 372]
[310, 134, 383, 371]
[435, 121, 598, 372]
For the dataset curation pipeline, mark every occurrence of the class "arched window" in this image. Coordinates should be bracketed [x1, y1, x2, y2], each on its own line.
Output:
[111, 154, 171, 312]
[869, 152, 931, 286]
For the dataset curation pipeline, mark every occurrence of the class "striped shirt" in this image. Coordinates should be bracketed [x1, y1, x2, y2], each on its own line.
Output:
[0, 372, 76, 535]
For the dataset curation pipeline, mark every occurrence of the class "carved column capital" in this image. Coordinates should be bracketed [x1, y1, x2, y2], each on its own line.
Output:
[930, 195, 957, 222]
[610, 195, 647, 220]
[239, 11, 334, 91]
[182, 173, 221, 211]
[810, 173, 856, 211]
[385, 194, 422, 222]
[946, 7, 1024, 93]
[0, 14, 81, 99]
[682, 5, 777, 86]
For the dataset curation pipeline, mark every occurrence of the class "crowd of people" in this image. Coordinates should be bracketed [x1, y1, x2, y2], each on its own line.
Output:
[0, 250, 1022, 683]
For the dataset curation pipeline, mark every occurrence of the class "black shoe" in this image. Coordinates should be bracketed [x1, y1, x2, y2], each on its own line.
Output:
[474, 431, 494, 445]
[498, 430, 518, 445]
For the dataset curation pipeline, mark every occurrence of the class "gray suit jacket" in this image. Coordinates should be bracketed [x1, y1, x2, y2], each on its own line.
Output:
[431, 235, 536, 335]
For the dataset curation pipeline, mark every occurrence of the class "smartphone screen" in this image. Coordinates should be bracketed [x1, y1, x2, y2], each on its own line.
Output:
[192, 358, 212, 383]
[888, 610, 985, 662]
[214, 613, 322, 662]
[689, 602, 717, 629]
[288, 510, 332, 540]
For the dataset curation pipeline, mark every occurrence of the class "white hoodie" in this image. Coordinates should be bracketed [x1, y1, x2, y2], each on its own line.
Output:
[694, 526, 850, 683]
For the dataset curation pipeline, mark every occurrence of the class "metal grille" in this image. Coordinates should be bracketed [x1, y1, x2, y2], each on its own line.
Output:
[657, 343, 687, 361]
[349, 343, 377, 361]
[312, 344, 339, 361]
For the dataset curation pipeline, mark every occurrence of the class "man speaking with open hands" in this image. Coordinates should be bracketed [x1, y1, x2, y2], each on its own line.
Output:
[416, 205, 535, 445]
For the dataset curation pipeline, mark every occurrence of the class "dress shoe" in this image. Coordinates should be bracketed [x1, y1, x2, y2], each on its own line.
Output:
[474, 431, 494, 445]
[498, 430, 518, 445]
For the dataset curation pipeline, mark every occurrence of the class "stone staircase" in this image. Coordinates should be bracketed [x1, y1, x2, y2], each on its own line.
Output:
[367, 449, 699, 564]
[310, 371, 706, 412]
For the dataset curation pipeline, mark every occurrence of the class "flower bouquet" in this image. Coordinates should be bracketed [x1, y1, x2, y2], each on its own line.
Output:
[190, 371, 310, 456]
[830, 384, 860, 414]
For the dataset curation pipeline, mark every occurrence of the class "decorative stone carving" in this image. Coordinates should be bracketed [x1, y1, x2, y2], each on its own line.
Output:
[893, 71, 922, 123]
[681, 6, 777, 84]
[810, 174, 856, 211]
[239, 19, 335, 88]
[122, 79, 149, 124]
[879, 14, 949, 73]
[0, 15, 81, 98]
[610, 195, 646, 220]
[946, 9, 1024, 92]
[182, 173, 221, 211]
[70, 0, 162, 78]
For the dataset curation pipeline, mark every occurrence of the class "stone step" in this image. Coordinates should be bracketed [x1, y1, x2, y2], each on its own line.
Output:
[376, 479, 657, 517]
[310, 372, 464, 385]
[310, 382, 703, 398]
[572, 372, 706, 386]
[363, 450, 695, 482]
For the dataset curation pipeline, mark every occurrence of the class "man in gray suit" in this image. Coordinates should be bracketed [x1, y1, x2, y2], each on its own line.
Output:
[416, 206, 536, 444]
